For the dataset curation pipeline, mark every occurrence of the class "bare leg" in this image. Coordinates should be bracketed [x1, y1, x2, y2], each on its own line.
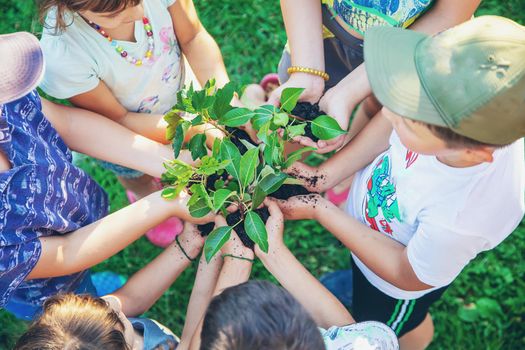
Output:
[118, 174, 160, 200]
[399, 313, 434, 350]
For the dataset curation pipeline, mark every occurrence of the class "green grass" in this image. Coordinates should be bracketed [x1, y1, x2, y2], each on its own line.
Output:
[1, 1, 524, 349]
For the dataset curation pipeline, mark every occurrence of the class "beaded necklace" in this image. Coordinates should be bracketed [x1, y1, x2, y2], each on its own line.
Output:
[87, 17, 154, 66]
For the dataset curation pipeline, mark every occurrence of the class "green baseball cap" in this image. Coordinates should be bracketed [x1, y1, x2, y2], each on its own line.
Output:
[364, 16, 525, 145]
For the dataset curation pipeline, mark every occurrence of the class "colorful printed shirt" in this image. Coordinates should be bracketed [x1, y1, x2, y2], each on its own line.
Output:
[40, 0, 184, 115]
[0, 91, 108, 308]
[321, 321, 399, 349]
[322, 0, 434, 35]
[346, 131, 524, 300]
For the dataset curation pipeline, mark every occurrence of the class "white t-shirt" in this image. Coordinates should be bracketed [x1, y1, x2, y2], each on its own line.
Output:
[321, 321, 399, 350]
[40, 0, 185, 114]
[347, 131, 525, 300]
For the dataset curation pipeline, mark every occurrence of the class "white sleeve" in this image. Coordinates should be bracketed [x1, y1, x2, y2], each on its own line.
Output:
[161, 0, 177, 7]
[39, 37, 100, 99]
[407, 223, 491, 288]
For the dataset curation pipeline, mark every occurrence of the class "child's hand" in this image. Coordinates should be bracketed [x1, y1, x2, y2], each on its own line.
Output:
[216, 216, 254, 261]
[274, 194, 328, 221]
[255, 200, 286, 258]
[267, 73, 325, 107]
[174, 222, 205, 260]
[285, 162, 329, 193]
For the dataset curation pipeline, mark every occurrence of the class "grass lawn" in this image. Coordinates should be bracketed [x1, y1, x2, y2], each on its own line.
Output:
[1, 0, 524, 349]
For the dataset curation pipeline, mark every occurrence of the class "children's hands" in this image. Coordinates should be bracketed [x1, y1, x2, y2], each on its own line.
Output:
[267, 73, 325, 107]
[215, 216, 254, 261]
[174, 222, 205, 260]
[274, 194, 328, 221]
[255, 200, 286, 258]
[172, 191, 216, 224]
[285, 162, 329, 193]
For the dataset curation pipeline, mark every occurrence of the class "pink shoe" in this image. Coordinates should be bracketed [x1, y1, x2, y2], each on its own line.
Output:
[325, 187, 350, 206]
[259, 73, 280, 94]
[126, 189, 184, 248]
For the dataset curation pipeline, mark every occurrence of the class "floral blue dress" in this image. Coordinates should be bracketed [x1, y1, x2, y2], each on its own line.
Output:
[0, 91, 108, 318]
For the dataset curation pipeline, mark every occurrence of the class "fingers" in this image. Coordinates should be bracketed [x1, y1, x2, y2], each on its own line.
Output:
[264, 198, 283, 221]
[214, 215, 227, 227]
[293, 136, 318, 148]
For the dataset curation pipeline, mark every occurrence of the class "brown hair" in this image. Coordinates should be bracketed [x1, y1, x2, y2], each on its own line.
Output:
[38, 0, 141, 33]
[14, 294, 130, 350]
[419, 122, 507, 149]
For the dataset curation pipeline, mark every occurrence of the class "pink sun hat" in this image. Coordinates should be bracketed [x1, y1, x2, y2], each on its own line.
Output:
[0, 32, 44, 104]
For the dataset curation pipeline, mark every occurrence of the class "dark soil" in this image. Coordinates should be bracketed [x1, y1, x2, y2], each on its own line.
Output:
[197, 222, 215, 237]
[291, 102, 326, 142]
[270, 184, 312, 200]
[205, 172, 229, 191]
[225, 126, 257, 154]
[226, 207, 270, 249]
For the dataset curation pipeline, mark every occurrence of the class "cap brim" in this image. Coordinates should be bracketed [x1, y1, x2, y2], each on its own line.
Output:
[0, 32, 44, 104]
[364, 26, 445, 127]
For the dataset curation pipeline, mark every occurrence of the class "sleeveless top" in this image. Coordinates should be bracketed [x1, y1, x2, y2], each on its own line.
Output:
[0, 91, 108, 308]
[322, 0, 434, 35]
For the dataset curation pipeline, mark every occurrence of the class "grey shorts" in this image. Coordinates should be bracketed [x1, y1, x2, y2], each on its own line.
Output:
[278, 5, 365, 91]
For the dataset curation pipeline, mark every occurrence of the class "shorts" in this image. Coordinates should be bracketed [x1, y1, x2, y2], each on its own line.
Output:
[278, 4, 365, 90]
[351, 259, 448, 337]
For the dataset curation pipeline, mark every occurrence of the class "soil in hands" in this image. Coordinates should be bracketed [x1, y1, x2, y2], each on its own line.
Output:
[270, 172, 325, 200]
[197, 222, 215, 237]
[226, 207, 270, 249]
[291, 102, 326, 142]
[225, 126, 258, 154]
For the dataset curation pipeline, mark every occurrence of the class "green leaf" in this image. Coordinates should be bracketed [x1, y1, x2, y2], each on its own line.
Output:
[190, 183, 213, 209]
[172, 121, 190, 158]
[280, 87, 304, 113]
[476, 298, 503, 318]
[458, 304, 479, 323]
[239, 148, 260, 188]
[196, 156, 230, 176]
[252, 105, 277, 130]
[251, 185, 266, 209]
[213, 189, 234, 211]
[283, 146, 316, 169]
[272, 112, 289, 127]
[188, 133, 207, 161]
[192, 89, 214, 111]
[257, 121, 271, 144]
[189, 197, 212, 218]
[311, 115, 346, 140]
[263, 133, 280, 167]
[161, 187, 179, 200]
[164, 110, 182, 126]
[220, 139, 242, 180]
[259, 172, 288, 194]
[187, 190, 202, 207]
[204, 226, 232, 263]
[259, 165, 275, 179]
[240, 139, 257, 151]
[287, 123, 306, 138]
[212, 138, 221, 158]
[213, 82, 235, 119]
[244, 211, 268, 252]
[190, 115, 204, 126]
[204, 78, 217, 95]
[220, 108, 255, 127]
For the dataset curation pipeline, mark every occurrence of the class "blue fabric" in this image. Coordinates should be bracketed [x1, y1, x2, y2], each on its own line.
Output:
[0, 91, 109, 311]
[129, 317, 179, 350]
[320, 269, 354, 308]
[96, 159, 144, 178]
[4, 271, 97, 320]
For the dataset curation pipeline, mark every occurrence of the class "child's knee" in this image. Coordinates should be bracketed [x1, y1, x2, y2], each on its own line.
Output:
[399, 313, 434, 350]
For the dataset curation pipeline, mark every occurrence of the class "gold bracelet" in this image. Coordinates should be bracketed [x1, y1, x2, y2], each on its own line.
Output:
[287, 66, 330, 81]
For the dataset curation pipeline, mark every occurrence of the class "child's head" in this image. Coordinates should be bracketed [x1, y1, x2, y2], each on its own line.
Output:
[364, 16, 525, 157]
[14, 294, 131, 350]
[200, 280, 325, 350]
[38, 0, 142, 32]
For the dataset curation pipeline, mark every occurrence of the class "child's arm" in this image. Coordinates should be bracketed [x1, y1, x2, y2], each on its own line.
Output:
[187, 216, 254, 350]
[288, 110, 392, 193]
[27, 191, 213, 280]
[110, 222, 204, 317]
[179, 252, 223, 349]
[267, 0, 326, 106]
[41, 98, 195, 177]
[169, 0, 229, 88]
[277, 196, 432, 292]
[256, 200, 354, 329]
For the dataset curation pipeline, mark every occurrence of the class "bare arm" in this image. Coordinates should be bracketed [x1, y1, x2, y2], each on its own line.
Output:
[111, 223, 204, 317]
[41, 98, 195, 177]
[256, 201, 354, 328]
[27, 191, 210, 280]
[169, 0, 229, 88]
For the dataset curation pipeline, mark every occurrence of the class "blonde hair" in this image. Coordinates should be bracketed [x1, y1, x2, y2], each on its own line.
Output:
[14, 294, 130, 350]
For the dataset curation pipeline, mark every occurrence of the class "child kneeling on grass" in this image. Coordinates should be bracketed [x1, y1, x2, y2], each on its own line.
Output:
[0, 32, 211, 321]
[278, 15, 525, 349]
[181, 201, 399, 350]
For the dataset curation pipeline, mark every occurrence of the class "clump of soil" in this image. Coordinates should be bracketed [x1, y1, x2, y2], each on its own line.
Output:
[226, 207, 270, 249]
[225, 126, 258, 154]
[270, 184, 311, 200]
[291, 102, 326, 142]
[197, 222, 215, 237]
[205, 172, 229, 191]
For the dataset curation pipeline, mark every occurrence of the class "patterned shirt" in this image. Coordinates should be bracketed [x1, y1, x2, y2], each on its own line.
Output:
[0, 91, 108, 308]
[322, 0, 434, 35]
